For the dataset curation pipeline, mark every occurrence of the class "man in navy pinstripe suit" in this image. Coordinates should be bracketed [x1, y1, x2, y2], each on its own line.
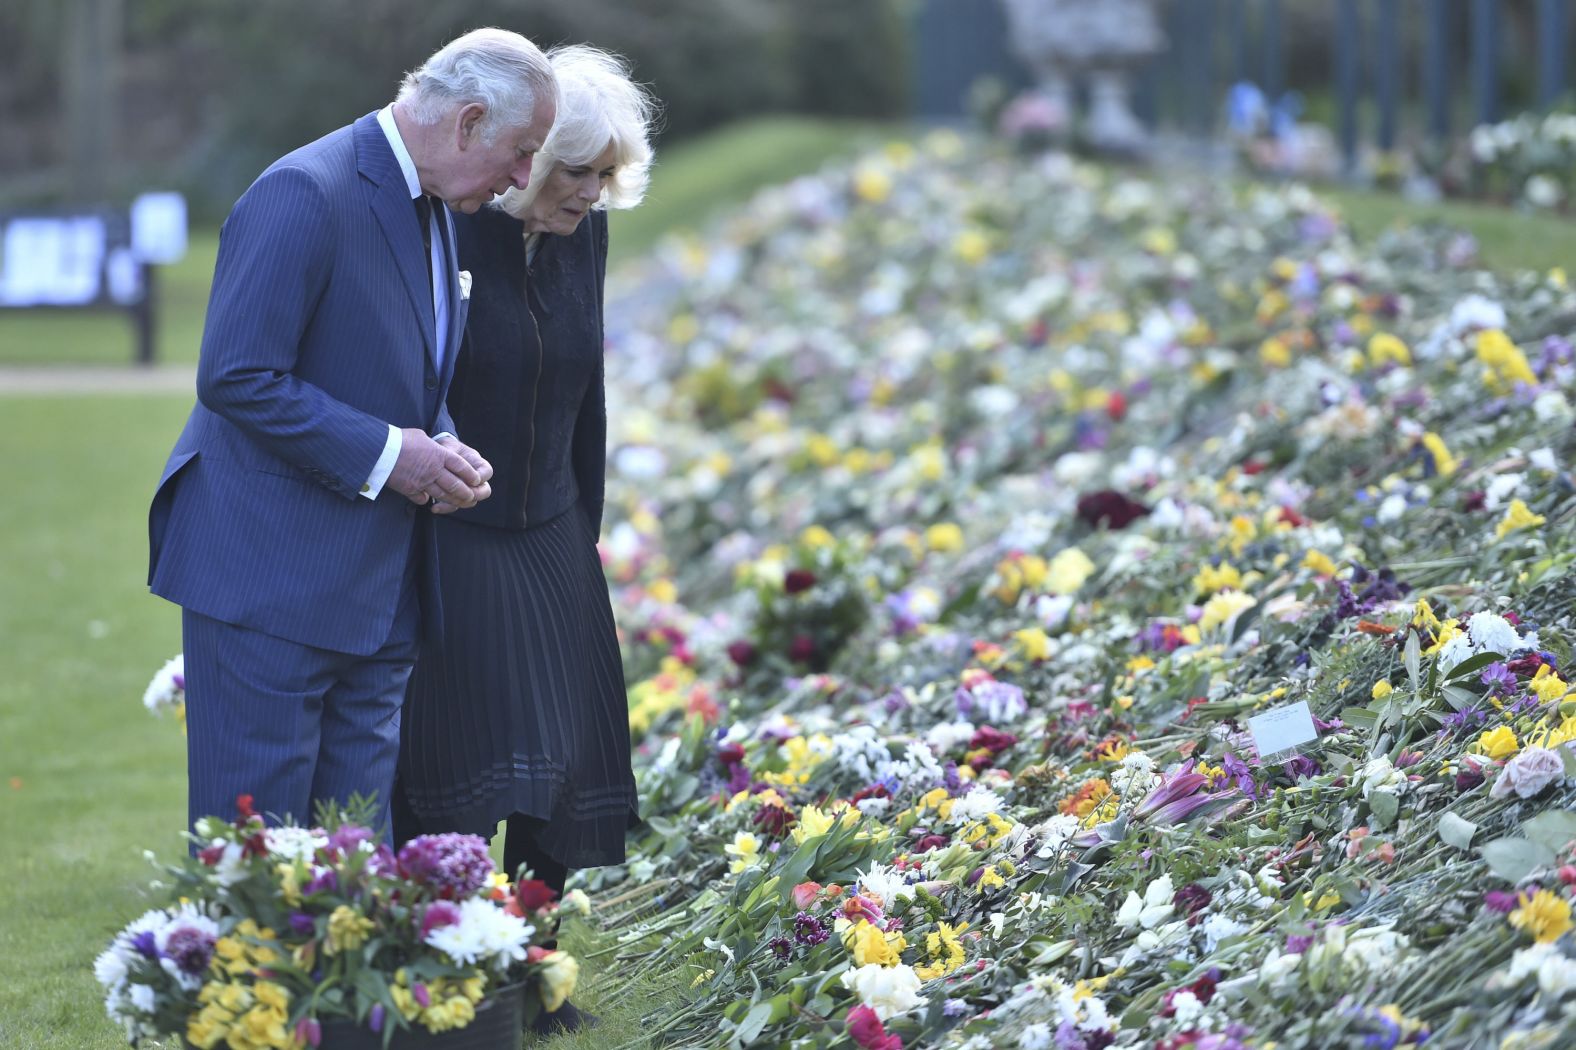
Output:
[148, 29, 558, 837]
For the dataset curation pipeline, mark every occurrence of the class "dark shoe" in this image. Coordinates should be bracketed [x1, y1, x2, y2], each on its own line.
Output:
[529, 999, 599, 1036]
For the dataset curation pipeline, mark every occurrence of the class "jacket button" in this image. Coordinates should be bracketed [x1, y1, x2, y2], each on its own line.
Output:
[424, 375, 438, 391]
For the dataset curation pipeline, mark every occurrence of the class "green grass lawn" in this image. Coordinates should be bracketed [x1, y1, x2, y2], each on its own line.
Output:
[1320, 186, 1573, 275]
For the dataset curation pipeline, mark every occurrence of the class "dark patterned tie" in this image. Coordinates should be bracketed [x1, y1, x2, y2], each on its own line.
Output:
[413, 194, 434, 293]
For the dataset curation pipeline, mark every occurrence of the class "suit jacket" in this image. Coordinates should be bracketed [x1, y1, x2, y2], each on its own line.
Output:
[440, 205, 608, 536]
[148, 112, 469, 656]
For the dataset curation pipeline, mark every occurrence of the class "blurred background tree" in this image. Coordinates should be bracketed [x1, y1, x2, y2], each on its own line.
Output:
[1, 0, 913, 219]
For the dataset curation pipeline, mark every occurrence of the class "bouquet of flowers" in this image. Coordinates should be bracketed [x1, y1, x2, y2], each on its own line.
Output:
[94, 796, 578, 1048]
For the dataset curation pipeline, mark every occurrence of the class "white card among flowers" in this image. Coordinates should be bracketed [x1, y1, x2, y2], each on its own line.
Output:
[1248, 700, 1319, 762]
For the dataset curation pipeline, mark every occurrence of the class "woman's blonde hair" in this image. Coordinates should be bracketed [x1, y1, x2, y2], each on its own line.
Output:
[494, 44, 657, 216]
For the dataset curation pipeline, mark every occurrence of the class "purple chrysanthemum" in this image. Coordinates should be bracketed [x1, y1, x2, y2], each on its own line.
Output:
[792, 911, 829, 946]
[396, 834, 494, 899]
[768, 936, 793, 960]
[162, 926, 216, 975]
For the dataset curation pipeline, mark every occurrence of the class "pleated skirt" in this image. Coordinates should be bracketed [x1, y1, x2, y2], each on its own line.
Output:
[397, 505, 639, 869]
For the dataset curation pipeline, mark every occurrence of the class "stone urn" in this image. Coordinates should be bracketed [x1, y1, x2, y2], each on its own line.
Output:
[999, 0, 1166, 155]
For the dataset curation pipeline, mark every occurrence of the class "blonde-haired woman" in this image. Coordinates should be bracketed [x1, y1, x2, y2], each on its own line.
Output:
[394, 45, 656, 1033]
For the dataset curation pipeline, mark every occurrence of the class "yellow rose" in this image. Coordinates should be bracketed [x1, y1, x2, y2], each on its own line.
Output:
[843, 920, 906, 966]
[537, 950, 581, 1013]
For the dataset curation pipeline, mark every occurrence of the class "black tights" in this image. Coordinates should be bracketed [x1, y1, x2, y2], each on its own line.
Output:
[503, 814, 569, 900]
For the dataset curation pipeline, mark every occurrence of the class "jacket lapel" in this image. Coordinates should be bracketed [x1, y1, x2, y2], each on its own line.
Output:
[438, 203, 467, 397]
[355, 114, 437, 365]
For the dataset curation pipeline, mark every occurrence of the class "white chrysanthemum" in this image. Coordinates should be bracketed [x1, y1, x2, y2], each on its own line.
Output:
[840, 963, 925, 1020]
[141, 654, 184, 715]
[1033, 815, 1083, 857]
[1435, 631, 1476, 675]
[93, 945, 130, 992]
[424, 898, 533, 970]
[1119, 750, 1157, 778]
[1449, 293, 1506, 334]
[830, 725, 895, 783]
[1171, 989, 1205, 1025]
[1200, 913, 1248, 953]
[1468, 612, 1523, 656]
[263, 827, 327, 864]
[924, 721, 976, 755]
[946, 788, 1004, 824]
[1018, 1022, 1054, 1050]
[129, 985, 156, 1013]
[857, 862, 913, 905]
[890, 741, 946, 794]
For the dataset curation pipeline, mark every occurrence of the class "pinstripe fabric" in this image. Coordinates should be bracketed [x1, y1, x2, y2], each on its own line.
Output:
[182, 585, 418, 832]
[398, 507, 638, 868]
[149, 113, 465, 657]
[150, 112, 468, 833]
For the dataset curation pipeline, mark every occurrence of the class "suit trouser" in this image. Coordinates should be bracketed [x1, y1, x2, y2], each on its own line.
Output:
[182, 551, 421, 837]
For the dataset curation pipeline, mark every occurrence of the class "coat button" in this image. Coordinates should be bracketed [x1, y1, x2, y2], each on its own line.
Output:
[424, 376, 438, 391]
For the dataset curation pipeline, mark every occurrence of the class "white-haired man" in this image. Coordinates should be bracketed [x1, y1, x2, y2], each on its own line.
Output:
[149, 29, 557, 836]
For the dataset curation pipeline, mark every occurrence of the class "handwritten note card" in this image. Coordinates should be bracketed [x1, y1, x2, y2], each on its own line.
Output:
[1248, 700, 1318, 761]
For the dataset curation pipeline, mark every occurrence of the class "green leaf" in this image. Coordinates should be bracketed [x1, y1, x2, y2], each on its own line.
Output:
[1341, 706, 1379, 729]
[1522, 810, 1576, 854]
[734, 1000, 774, 1044]
[1403, 631, 1422, 687]
[1368, 791, 1399, 830]
[1437, 811, 1478, 850]
[1441, 685, 1480, 712]
[1479, 836, 1557, 883]
[1445, 651, 1506, 682]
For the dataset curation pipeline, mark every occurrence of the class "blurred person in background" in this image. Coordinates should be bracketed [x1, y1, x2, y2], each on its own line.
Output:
[148, 29, 557, 838]
[392, 43, 657, 1035]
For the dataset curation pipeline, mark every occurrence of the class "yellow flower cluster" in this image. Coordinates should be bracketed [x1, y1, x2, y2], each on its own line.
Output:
[325, 905, 374, 956]
[1495, 499, 1547, 540]
[914, 921, 969, 980]
[188, 980, 296, 1050]
[1192, 561, 1242, 595]
[1302, 549, 1339, 577]
[211, 920, 281, 977]
[960, 813, 1015, 850]
[1045, 547, 1096, 594]
[626, 656, 699, 735]
[390, 969, 486, 1034]
[1509, 889, 1574, 944]
[1420, 432, 1458, 478]
[1367, 333, 1412, 368]
[1475, 725, 1520, 760]
[992, 553, 1048, 605]
[1198, 591, 1257, 635]
[1475, 329, 1538, 393]
[843, 919, 908, 966]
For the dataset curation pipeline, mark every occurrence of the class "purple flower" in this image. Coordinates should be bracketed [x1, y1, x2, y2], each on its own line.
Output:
[288, 911, 316, 937]
[1483, 889, 1527, 914]
[792, 911, 829, 946]
[419, 900, 461, 939]
[1220, 752, 1260, 799]
[368, 1003, 385, 1034]
[1284, 934, 1314, 954]
[1281, 755, 1322, 781]
[1173, 882, 1213, 923]
[396, 834, 494, 899]
[1132, 765, 1227, 825]
[295, 1017, 322, 1048]
[162, 926, 216, 976]
[130, 930, 159, 959]
[942, 998, 970, 1018]
[412, 982, 431, 1009]
[1456, 766, 1486, 792]
[1481, 662, 1517, 695]
[303, 869, 339, 896]
[768, 936, 793, 960]
[326, 824, 375, 856]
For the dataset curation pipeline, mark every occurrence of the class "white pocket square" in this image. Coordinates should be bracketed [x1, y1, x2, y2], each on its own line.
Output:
[458, 270, 472, 300]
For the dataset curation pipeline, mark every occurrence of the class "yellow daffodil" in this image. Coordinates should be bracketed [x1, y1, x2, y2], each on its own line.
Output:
[724, 831, 764, 874]
[791, 805, 836, 845]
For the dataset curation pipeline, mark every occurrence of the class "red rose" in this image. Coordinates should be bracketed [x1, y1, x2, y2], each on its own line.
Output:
[846, 1005, 903, 1050]
[516, 879, 558, 913]
[726, 640, 758, 667]
[717, 742, 747, 766]
[788, 635, 818, 663]
[784, 569, 817, 595]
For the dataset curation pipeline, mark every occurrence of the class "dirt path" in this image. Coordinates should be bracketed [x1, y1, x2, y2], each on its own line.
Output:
[0, 365, 196, 396]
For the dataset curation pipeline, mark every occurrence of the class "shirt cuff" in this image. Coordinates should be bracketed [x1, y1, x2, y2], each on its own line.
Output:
[361, 425, 402, 499]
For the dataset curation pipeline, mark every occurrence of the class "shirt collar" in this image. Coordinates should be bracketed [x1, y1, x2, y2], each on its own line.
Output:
[376, 106, 423, 201]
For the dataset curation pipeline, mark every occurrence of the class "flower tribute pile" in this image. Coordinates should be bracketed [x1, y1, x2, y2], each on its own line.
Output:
[585, 134, 1576, 1048]
[96, 797, 581, 1047]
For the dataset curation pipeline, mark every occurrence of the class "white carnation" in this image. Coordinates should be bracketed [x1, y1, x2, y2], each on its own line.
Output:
[1468, 612, 1523, 656]
[947, 788, 1005, 824]
[841, 963, 925, 1020]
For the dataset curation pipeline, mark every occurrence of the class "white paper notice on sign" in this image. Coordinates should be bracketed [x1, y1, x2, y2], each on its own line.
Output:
[1248, 700, 1319, 762]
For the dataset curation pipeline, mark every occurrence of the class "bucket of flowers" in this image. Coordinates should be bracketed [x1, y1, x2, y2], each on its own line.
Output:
[94, 795, 580, 1049]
